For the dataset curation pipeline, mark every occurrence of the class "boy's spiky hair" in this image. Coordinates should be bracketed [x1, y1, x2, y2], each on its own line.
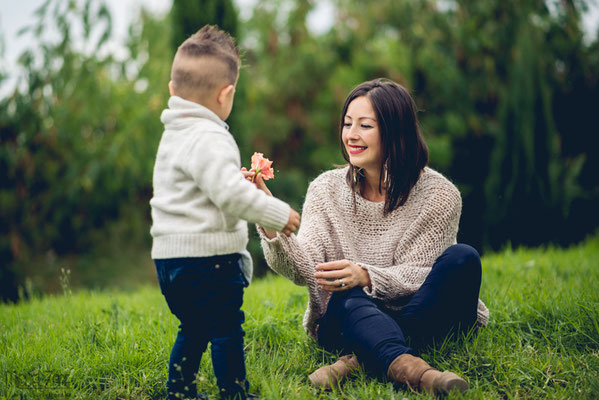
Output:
[171, 25, 240, 100]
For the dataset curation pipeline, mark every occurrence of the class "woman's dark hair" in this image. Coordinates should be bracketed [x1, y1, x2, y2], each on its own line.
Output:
[339, 78, 428, 215]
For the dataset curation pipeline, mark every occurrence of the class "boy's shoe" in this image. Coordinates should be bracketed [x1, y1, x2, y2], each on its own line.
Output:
[218, 383, 259, 400]
[167, 390, 208, 400]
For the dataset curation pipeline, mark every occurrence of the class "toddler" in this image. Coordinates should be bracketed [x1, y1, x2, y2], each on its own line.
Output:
[150, 25, 300, 400]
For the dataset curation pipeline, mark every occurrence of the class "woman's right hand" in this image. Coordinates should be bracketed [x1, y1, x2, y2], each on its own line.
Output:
[241, 167, 299, 238]
[241, 167, 273, 196]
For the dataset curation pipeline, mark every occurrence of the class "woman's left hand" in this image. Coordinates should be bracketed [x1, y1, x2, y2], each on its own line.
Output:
[314, 260, 372, 292]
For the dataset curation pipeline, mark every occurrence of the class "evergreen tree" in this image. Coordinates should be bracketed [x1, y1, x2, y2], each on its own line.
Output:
[170, 0, 239, 51]
[485, 21, 561, 247]
[482, 2, 596, 248]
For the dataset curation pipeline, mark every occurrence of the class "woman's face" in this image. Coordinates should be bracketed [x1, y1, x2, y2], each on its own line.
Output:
[342, 96, 382, 172]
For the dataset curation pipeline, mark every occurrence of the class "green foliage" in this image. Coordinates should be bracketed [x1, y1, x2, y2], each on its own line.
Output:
[322, 0, 599, 250]
[0, 0, 170, 300]
[444, 0, 599, 249]
[1, 237, 598, 398]
[237, 1, 345, 174]
[170, 0, 239, 52]
[485, 19, 560, 246]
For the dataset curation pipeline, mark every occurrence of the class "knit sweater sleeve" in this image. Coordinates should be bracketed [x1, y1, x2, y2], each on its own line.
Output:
[360, 179, 462, 301]
[185, 133, 290, 232]
[258, 179, 328, 287]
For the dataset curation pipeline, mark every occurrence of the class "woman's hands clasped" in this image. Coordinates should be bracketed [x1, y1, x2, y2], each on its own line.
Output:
[314, 260, 372, 292]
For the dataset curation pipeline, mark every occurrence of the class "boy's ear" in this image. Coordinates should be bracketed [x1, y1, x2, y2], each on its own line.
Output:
[168, 80, 175, 96]
[217, 84, 235, 105]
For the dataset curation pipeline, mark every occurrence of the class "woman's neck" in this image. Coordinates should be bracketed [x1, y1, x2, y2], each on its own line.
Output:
[360, 168, 385, 202]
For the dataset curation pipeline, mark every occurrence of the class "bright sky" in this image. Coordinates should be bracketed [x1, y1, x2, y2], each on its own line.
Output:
[0, 0, 597, 96]
[0, 0, 170, 64]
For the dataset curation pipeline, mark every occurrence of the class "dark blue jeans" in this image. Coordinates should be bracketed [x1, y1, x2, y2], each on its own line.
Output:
[316, 244, 482, 376]
[155, 254, 250, 399]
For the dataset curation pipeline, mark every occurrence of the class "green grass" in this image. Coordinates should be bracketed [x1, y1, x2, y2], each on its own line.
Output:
[1, 236, 599, 399]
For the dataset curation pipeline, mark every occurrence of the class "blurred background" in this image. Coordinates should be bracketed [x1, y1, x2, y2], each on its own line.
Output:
[1, 0, 598, 302]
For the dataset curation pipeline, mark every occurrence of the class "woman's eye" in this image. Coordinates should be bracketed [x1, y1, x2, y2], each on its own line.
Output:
[361, 124, 373, 129]
[343, 122, 352, 127]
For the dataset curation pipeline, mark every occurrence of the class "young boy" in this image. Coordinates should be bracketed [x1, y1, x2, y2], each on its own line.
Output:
[150, 25, 300, 400]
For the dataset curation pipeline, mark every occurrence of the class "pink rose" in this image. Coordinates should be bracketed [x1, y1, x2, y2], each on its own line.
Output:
[250, 152, 275, 181]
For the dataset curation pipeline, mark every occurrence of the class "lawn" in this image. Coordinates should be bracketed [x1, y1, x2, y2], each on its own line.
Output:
[1, 235, 598, 399]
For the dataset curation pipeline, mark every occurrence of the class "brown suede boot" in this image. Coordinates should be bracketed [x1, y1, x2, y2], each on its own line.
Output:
[308, 354, 360, 390]
[387, 354, 469, 395]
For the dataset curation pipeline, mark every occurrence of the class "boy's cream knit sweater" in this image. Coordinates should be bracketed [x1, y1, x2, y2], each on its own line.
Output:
[259, 166, 489, 338]
[150, 96, 291, 283]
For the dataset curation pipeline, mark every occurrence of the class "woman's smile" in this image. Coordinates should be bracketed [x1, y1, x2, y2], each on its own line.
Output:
[348, 144, 368, 155]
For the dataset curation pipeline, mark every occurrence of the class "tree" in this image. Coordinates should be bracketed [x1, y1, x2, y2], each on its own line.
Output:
[325, 0, 599, 250]
[0, 0, 171, 300]
[170, 0, 239, 51]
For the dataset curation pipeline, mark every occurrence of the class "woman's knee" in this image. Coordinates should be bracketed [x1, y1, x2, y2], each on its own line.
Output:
[436, 244, 481, 278]
[329, 287, 376, 316]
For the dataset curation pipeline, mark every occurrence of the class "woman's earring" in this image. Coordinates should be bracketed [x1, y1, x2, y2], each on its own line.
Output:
[383, 164, 389, 186]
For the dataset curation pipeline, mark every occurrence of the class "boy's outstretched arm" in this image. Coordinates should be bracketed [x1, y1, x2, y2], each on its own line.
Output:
[187, 134, 292, 233]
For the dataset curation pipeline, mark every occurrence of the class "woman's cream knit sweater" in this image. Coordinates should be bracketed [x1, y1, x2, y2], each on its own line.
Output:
[259, 166, 489, 338]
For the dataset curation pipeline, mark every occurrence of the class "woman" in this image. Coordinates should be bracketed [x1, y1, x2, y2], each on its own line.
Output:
[246, 79, 489, 395]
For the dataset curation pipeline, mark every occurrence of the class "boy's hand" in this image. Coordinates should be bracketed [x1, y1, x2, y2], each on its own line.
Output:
[282, 209, 301, 237]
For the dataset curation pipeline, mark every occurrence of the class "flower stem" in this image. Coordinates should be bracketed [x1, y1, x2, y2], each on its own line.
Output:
[251, 168, 261, 183]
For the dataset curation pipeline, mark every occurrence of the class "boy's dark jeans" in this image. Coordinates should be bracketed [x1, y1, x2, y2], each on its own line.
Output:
[155, 254, 250, 399]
